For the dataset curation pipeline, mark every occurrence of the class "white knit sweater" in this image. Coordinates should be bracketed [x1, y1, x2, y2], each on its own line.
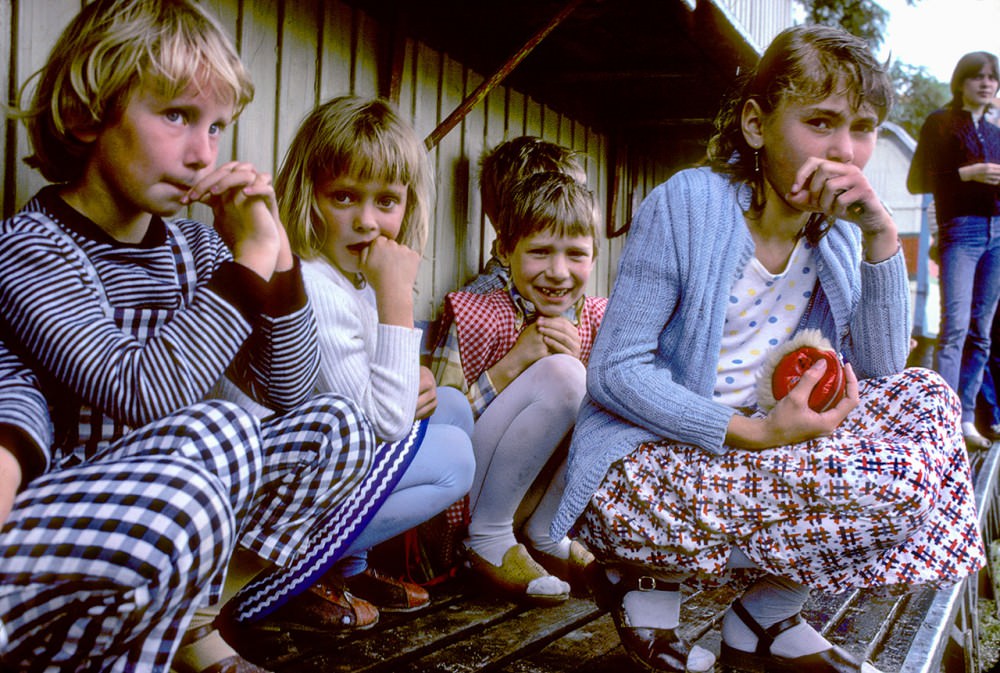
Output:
[214, 257, 423, 442]
[302, 259, 422, 442]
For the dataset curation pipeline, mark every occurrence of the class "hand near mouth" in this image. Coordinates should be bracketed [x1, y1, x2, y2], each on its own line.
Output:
[787, 156, 898, 262]
[359, 236, 421, 328]
[184, 161, 286, 280]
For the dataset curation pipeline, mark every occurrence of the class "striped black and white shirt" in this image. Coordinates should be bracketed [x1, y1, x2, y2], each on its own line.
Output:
[0, 341, 51, 482]
[0, 186, 319, 468]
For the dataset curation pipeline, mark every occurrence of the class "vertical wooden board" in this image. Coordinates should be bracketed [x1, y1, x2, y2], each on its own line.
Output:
[236, 0, 279, 174]
[275, 0, 320, 161]
[540, 105, 560, 144]
[319, 1, 354, 99]
[484, 86, 508, 150]
[481, 86, 507, 271]
[432, 54, 469, 310]
[12, 0, 79, 211]
[506, 90, 527, 138]
[587, 130, 612, 298]
[463, 68, 487, 285]
[410, 42, 441, 321]
[395, 37, 416, 123]
[524, 97, 543, 138]
[351, 8, 379, 99]
[1, 0, 13, 217]
[558, 115, 574, 155]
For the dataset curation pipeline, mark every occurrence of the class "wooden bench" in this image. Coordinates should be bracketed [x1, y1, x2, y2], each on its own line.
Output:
[225, 440, 1000, 673]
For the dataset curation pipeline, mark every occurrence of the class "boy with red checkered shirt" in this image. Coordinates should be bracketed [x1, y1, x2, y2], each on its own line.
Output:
[432, 171, 605, 604]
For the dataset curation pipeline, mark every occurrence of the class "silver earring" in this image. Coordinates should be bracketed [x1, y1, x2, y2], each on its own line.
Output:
[753, 149, 761, 174]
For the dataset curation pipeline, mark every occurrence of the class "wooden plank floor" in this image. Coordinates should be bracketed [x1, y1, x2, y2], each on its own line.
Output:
[221, 443, 1000, 673]
[224, 572, 945, 673]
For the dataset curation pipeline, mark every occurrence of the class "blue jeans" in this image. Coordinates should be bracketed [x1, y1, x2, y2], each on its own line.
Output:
[335, 386, 475, 576]
[976, 308, 1000, 429]
[937, 214, 1000, 421]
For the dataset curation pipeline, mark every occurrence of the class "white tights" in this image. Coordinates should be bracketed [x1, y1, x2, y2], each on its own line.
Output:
[466, 354, 585, 566]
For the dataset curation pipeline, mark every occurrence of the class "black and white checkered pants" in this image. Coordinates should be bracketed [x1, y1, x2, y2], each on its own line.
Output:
[0, 393, 373, 672]
[0, 400, 260, 672]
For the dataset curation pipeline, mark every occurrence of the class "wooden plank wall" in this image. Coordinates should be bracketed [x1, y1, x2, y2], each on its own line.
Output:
[0, 0, 652, 322]
[711, 0, 792, 52]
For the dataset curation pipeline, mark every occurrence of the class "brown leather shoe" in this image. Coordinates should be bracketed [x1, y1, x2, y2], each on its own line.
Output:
[344, 567, 430, 612]
[199, 656, 273, 673]
[267, 578, 379, 630]
[172, 625, 274, 673]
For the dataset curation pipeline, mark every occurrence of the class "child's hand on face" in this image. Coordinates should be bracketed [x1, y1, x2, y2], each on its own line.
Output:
[359, 236, 421, 294]
[535, 316, 582, 359]
[184, 161, 285, 279]
[787, 157, 898, 261]
[360, 236, 420, 328]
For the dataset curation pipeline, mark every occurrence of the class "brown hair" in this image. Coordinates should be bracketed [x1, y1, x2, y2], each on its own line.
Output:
[495, 171, 598, 257]
[706, 24, 892, 244]
[479, 136, 586, 226]
[948, 52, 999, 110]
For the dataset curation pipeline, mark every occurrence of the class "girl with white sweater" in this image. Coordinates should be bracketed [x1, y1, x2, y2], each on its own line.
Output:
[239, 96, 474, 626]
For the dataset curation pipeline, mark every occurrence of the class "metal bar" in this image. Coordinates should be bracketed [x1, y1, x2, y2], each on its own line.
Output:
[423, 0, 585, 150]
[913, 192, 933, 337]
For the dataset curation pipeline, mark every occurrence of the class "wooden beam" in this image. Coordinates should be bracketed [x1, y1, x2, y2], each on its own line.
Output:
[423, 0, 585, 150]
[387, 9, 406, 104]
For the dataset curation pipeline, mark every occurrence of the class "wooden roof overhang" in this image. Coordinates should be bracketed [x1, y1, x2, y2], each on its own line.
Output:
[346, 0, 760, 158]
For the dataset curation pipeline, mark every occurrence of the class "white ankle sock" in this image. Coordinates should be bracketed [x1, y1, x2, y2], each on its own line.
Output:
[611, 570, 715, 673]
[622, 588, 680, 629]
[466, 530, 519, 567]
[962, 421, 982, 436]
[723, 576, 828, 656]
[526, 533, 571, 559]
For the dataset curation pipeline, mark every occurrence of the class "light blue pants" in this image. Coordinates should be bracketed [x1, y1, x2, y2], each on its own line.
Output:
[335, 386, 475, 576]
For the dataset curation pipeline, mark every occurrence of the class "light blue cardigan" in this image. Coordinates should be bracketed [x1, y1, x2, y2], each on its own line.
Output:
[551, 167, 911, 539]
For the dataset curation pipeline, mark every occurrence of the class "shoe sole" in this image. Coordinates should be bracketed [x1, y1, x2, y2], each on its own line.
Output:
[264, 613, 380, 632]
[375, 598, 431, 613]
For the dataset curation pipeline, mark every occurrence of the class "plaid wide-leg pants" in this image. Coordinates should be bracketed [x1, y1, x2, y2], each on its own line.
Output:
[581, 368, 986, 592]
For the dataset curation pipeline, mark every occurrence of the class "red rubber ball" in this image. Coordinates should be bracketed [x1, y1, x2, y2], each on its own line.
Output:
[771, 347, 846, 412]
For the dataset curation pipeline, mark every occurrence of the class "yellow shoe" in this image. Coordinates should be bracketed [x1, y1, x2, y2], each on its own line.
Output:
[532, 540, 597, 591]
[465, 542, 570, 606]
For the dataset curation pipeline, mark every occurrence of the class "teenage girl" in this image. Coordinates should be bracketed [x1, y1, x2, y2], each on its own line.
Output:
[908, 51, 1000, 448]
[552, 25, 985, 673]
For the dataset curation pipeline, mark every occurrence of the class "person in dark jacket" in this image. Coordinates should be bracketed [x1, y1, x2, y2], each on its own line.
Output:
[908, 51, 1000, 448]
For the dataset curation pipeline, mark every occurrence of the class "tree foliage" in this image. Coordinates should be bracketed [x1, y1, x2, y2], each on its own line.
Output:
[799, 0, 889, 50]
[888, 61, 949, 138]
[797, 0, 944, 139]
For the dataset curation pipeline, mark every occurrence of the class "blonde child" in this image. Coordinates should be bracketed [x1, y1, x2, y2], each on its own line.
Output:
[432, 171, 605, 604]
[240, 95, 476, 621]
[0, 2, 402, 671]
[465, 136, 587, 294]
